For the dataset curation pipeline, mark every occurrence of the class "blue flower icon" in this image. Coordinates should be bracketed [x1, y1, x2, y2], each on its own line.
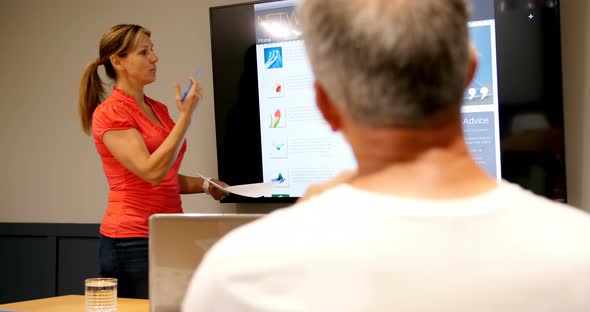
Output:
[264, 47, 283, 69]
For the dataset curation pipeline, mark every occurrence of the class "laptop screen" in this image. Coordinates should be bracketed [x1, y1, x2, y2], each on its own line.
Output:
[148, 213, 262, 312]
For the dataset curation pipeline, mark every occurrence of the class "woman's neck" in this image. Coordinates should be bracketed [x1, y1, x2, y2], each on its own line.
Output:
[116, 80, 145, 105]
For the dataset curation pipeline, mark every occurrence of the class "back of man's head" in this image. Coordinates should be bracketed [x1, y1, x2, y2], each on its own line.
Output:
[299, 0, 471, 129]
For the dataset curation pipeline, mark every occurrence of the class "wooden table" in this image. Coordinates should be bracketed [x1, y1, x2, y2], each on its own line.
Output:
[0, 295, 148, 312]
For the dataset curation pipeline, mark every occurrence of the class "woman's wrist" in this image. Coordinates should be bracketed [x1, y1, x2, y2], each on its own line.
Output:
[177, 112, 193, 126]
[202, 178, 210, 195]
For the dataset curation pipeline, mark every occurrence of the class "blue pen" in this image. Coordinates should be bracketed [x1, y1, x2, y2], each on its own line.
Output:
[180, 69, 202, 102]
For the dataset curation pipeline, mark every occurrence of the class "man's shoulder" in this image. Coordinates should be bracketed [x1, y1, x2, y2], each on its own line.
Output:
[204, 187, 352, 257]
[209, 182, 590, 256]
[496, 181, 590, 241]
[210, 201, 319, 250]
[499, 181, 590, 220]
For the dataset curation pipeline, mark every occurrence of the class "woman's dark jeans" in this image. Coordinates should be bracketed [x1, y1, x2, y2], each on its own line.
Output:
[99, 234, 149, 299]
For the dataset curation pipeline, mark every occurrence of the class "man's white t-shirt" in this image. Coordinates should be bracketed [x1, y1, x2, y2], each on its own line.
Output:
[183, 181, 590, 312]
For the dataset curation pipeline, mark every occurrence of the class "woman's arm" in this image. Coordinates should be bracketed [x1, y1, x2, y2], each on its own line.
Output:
[178, 174, 206, 194]
[178, 174, 229, 200]
[102, 118, 189, 185]
[102, 78, 202, 185]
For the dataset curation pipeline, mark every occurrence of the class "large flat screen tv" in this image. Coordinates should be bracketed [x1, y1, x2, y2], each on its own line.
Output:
[210, 0, 566, 203]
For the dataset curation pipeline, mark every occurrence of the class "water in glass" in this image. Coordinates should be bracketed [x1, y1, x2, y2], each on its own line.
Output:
[85, 278, 117, 312]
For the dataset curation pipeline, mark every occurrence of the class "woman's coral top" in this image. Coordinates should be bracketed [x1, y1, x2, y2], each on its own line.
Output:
[92, 87, 186, 238]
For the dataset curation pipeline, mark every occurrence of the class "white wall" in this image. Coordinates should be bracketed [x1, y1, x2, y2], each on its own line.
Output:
[0, 0, 285, 223]
[561, 0, 590, 208]
[0, 0, 588, 223]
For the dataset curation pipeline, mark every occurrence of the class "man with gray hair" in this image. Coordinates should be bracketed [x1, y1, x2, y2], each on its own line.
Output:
[183, 0, 590, 311]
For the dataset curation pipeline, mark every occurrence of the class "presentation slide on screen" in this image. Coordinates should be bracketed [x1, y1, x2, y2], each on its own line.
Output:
[464, 20, 501, 178]
[254, 2, 501, 197]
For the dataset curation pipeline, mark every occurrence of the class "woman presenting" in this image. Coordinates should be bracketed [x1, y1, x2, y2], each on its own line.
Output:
[78, 24, 227, 298]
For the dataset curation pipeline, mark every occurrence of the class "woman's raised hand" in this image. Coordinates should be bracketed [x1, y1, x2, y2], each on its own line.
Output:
[175, 76, 204, 117]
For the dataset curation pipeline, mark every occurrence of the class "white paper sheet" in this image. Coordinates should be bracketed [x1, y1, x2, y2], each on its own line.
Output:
[197, 173, 278, 198]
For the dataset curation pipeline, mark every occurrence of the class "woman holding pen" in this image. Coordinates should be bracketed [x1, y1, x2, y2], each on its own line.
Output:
[77, 24, 228, 299]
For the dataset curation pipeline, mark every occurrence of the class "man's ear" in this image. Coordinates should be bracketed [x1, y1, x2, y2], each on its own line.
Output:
[466, 44, 478, 88]
[314, 81, 342, 131]
[110, 55, 124, 71]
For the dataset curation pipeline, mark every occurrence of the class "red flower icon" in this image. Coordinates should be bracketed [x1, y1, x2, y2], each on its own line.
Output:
[270, 109, 282, 128]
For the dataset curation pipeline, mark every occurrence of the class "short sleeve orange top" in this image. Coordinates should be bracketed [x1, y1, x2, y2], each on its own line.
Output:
[92, 87, 187, 238]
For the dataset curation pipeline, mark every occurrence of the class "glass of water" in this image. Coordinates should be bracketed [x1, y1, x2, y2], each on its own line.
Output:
[85, 278, 117, 312]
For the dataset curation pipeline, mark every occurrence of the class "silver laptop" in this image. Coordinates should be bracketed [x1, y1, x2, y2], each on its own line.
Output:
[149, 213, 263, 312]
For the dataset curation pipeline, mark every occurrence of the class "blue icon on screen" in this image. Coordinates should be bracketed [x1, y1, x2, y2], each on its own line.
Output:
[264, 47, 283, 69]
[272, 172, 286, 184]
